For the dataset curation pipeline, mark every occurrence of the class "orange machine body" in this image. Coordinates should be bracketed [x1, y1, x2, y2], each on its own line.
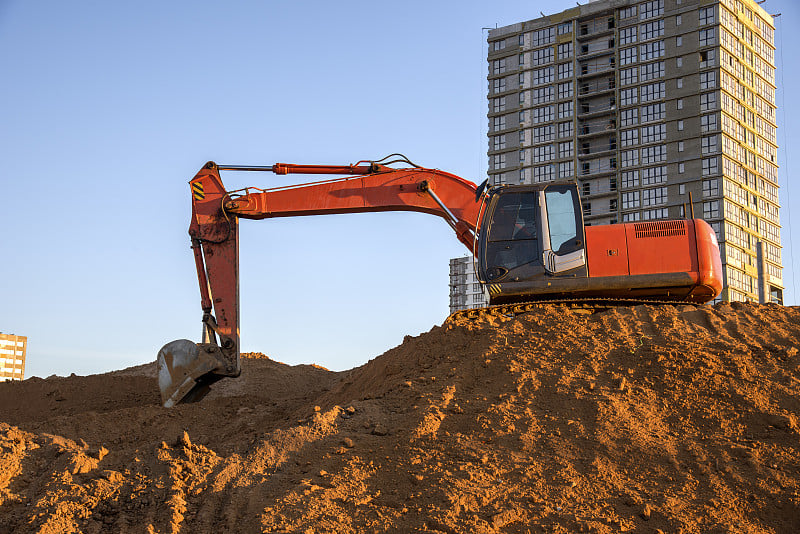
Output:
[585, 219, 723, 302]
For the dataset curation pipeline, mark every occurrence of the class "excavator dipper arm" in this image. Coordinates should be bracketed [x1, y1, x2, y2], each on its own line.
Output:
[157, 160, 482, 407]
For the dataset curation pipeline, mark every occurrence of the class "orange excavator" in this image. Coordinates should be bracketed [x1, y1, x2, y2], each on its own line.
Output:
[157, 156, 723, 407]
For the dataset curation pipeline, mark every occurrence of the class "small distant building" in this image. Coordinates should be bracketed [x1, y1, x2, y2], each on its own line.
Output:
[449, 256, 488, 314]
[0, 333, 26, 381]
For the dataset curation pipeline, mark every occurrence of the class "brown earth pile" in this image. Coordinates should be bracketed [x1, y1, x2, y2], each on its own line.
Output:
[1, 302, 799, 533]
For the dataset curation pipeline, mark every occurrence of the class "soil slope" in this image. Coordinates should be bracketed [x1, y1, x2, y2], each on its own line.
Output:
[1, 302, 799, 533]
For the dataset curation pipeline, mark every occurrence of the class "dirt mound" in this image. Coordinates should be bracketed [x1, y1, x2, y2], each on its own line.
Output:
[1, 302, 799, 533]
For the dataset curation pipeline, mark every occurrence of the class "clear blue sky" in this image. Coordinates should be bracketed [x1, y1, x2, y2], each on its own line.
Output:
[1, 0, 797, 378]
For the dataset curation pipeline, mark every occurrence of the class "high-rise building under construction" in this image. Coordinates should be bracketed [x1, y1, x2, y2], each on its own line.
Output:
[450, 0, 781, 313]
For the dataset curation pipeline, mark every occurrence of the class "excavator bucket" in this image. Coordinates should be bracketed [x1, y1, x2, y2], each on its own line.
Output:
[157, 339, 225, 407]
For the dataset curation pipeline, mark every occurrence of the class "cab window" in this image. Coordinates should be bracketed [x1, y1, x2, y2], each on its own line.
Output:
[544, 187, 580, 254]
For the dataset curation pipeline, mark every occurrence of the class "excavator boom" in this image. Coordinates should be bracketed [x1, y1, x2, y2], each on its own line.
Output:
[158, 159, 483, 407]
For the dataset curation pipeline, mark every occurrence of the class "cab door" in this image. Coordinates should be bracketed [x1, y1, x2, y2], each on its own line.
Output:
[540, 184, 586, 274]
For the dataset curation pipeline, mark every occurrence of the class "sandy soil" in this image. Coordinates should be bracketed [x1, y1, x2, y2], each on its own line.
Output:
[0, 302, 799, 533]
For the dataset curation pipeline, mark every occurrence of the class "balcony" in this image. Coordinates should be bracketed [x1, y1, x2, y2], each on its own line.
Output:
[580, 161, 617, 177]
[578, 119, 617, 138]
[577, 41, 615, 60]
[577, 101, 616, 119]
[578, 78, 615, 97]
[578, 61, 616, 79]
[577, 17, 615, 41]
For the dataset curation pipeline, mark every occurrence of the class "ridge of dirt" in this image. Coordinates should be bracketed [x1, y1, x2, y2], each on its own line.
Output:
[1, 302, 799, 533]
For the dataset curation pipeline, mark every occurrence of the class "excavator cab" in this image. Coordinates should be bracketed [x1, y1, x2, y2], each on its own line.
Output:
[477, 182, 587, 304]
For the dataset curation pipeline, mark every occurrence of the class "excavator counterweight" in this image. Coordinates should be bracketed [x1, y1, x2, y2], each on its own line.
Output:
[157, 157, 723, 407]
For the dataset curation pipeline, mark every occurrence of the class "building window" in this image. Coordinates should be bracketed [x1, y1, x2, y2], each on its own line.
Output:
[491, 96, 506, 112]
[558, 160, 574, 178]
[702, 156, 718, 176]
[677, 57, 683, 68]
[621, 149, 639, 168]
[532, 106, 554, 124]
[699, 6, 715, 25]
[558, 101, 573, 119]
[642, 208, 668, 220]
[701, 113, 718, 132]
[621, 47, 637, 65]
[557, 42, 573, 59]
[702, 178, 719, 197]
[532, 125, 554, 143]
[640, 41, 665, 62]
[492, 116, 507, 131]
[641, 102, 665, 122]
[620, 6, 637, 19]
[492, 78, 506, 94]
[701, 134, 718, 154]
[641, 145, 667, 164]
[640, 0, 664, 20]
[677, 77, 683, 89]
[557, 62, 573, 79]
[558, 140, 574, 158]
[532, 67, 554, 86]
[558, 22, 572, 35]
[677, 36, 683, 47]
[676, 14, 682, 26]
[491, 134, 507, 150]
[677, 98, 683, 110]
[621, 88, 638, 106]
[622, 191, 640, 209]
[621, 170, 639, 188]
[491, 39, 506, 51]
[621, 129, 638, 147]
[642, 165, 667, 185]
[519, 111, 526, 123]
[532, 145, 554, 162]
[678, 141, 684, 152]
[621, 108, 638, 126]
[641, 124, 666, 144]
[640, 82, 665, 102]
[679, 162, 685, 173]
[532, 27, 556, 46]
[642, 187, 668, 206]
[699, 49, 716, 68]
[558, 121, 573, 138]
[639, 61, 665, 81]
[678, 120, 684, 131]
[492, 58, 506, 74]
[700, 71, 717, 90]
[557, 82, 573, 99]
[490, 153, 507, 170]
[533, 164, 554, 182]
[532, 47, 554, 66]
[620, 27, 637, 45]
[703, 200, 720, 219]
[699, 28, 716, 47]
[621, 67, 638, 86]
[640, 20, 665, 41]
[532, 86, 554, 104]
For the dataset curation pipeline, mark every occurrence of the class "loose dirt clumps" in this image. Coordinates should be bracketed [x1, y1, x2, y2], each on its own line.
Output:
[1, 302, 799, 533]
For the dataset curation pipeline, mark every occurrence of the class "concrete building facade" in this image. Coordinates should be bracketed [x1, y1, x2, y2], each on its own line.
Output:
[0, 333, 26, 382]
[449, 0, 782, 312]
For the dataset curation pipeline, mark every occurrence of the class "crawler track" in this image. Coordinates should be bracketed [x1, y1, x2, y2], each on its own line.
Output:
[445, 297, 687, 323]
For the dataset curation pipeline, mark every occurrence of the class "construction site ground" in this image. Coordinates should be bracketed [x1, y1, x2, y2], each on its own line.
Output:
[1, 301, 799, 533]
